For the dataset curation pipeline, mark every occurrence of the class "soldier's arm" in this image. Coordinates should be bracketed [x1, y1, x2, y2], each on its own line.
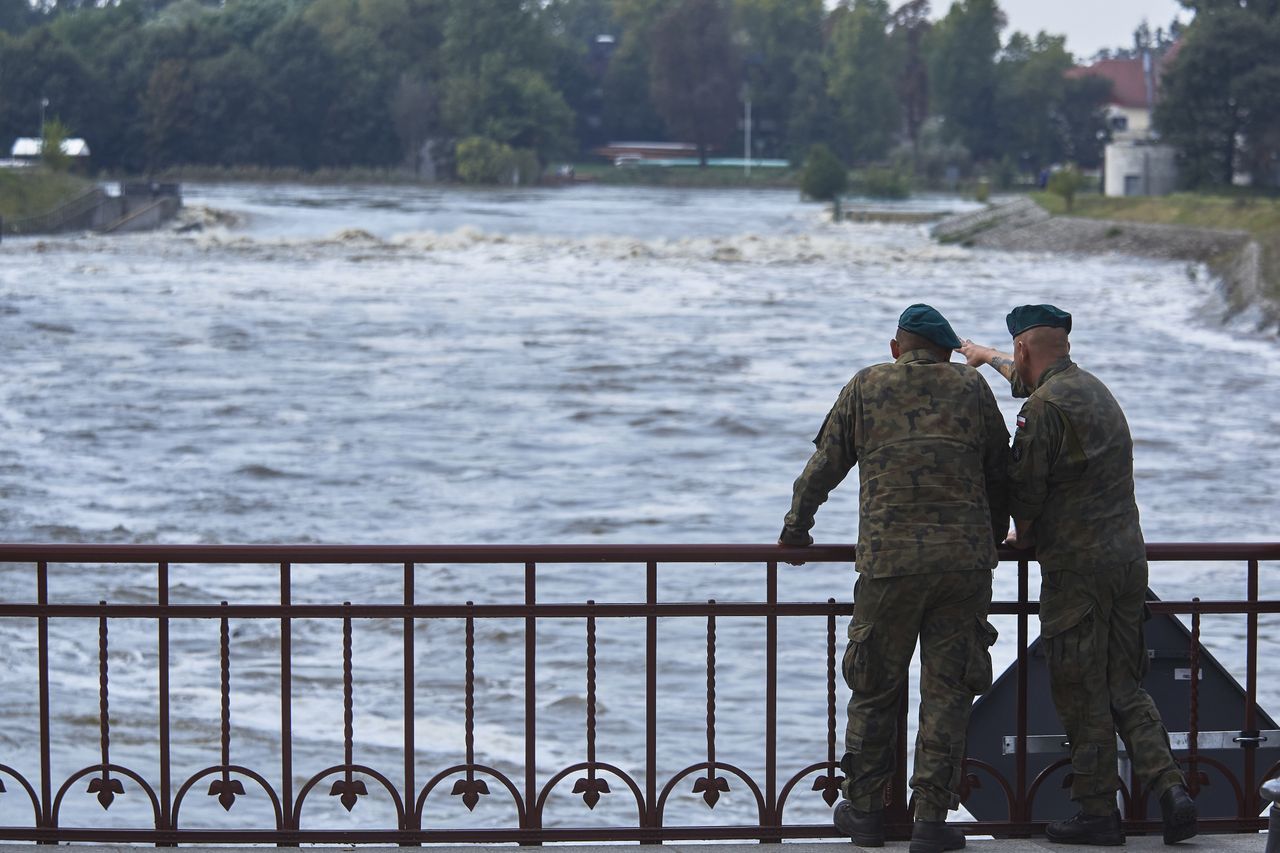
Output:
[960, 340, 1032, 398]
[780, 385, 858, 545]
[1007, 397, 1065, 545]
[978, 381, 1011, 544]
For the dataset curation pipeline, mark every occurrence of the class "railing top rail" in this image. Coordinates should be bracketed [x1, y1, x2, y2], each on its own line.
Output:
[0, 541, 1275, 565]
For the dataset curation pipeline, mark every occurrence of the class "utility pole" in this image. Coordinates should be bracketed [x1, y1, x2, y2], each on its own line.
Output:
[40, 96, 49, 138]
[742, 88, 752, 179]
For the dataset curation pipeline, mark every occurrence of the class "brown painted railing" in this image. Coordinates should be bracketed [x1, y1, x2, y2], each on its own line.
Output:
[0, 541, 1276, 844]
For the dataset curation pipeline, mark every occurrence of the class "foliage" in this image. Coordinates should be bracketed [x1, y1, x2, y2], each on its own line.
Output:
[927, 0, 1004, 162]
[40, 117, 73, 171]
[824, 0, 899, 164]
[733, 0, 824, 159]
[852, 166, 911, 199]
[1046, 164, 1083, 211]
[0, 169, 90, 220]
[1156, 4, 1280, 188]
[799, 143, 847, 201]
[454, 135, 540, 185]
[648, 0, 740, 166]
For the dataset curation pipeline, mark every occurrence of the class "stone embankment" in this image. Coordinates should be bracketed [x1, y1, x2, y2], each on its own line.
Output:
[931, 197, 1276, 330]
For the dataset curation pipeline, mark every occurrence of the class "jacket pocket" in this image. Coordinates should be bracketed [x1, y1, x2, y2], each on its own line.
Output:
[842, 621, 877, 693]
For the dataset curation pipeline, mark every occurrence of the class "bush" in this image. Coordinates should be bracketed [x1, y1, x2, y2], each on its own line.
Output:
[1047, 165, 1084, 212]
[853, 166, 911, 199]
[41, 118, 72, 173]
[975, 179, 991, 203]
[455, 136, 540, 186]
[800, 144, 848, 202]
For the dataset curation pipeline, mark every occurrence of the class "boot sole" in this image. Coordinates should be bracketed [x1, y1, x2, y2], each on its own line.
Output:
[1163, 806, 1197, 845]
[1044, 827, 1125, 846]
[908, 838, 965, 853]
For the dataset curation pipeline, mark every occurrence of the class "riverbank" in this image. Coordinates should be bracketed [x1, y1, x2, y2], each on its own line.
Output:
[932, 196, 1279, 332]
[0, 169, 90, 221]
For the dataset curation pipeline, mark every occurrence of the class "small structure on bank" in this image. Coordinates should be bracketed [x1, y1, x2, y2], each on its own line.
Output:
[7, 137, 93, 171]
[1068, 50, 1179, 197]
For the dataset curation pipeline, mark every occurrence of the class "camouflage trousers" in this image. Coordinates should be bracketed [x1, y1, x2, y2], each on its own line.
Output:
[1041, 559, 1185, 815]
[840, 570, 997, 822]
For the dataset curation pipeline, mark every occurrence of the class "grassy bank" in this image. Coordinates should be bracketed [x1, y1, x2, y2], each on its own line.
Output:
[572, 162, 800, 189]
[0, 169, 92, 220]
[1030, 191, 1280, 304]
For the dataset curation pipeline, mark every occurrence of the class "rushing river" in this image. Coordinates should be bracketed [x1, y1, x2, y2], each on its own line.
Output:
[0, 183, 1276, 833]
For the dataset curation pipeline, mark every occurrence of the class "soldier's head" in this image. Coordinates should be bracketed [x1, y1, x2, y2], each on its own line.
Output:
[1007, 304, 1071, 386]
[892, 303, 961, 362]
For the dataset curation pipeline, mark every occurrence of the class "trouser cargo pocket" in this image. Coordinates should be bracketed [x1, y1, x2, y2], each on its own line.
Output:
[843, 621, 877, 693]
[963, 617, 1000, 693]
[1044, 606, 1096, 684]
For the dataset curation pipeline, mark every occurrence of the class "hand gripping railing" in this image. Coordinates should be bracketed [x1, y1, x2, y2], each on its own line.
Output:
[0, 541, 1275, 845]
[1265, 778, 1280, 853]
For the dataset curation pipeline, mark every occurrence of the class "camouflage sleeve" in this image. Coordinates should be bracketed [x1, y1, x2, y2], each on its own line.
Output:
[780, 384, 858, 543]
[1008, 395, 1064, 521]
[978, 380, 1011, 543]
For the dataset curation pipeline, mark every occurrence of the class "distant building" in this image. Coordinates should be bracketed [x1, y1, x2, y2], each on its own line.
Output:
[1067, 48, 1179, 197]
[10, 137, 92, 165]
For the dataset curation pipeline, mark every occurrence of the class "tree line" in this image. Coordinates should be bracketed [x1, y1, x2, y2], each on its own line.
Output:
[1, 0, 1277, 188]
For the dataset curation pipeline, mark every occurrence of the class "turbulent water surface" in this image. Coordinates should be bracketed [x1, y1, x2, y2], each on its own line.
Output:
[0, 183, 1276, 832]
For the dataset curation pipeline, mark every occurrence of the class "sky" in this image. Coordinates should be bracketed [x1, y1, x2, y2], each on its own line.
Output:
[984, 0, 1189, 59]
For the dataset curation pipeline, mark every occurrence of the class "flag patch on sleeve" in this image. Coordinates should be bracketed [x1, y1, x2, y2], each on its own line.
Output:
[1016, 414, 1027, 429]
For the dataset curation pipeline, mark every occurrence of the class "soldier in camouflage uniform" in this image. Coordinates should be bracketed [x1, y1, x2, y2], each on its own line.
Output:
[779, 304, 1009, 853]
[961, 305, 1197, 847]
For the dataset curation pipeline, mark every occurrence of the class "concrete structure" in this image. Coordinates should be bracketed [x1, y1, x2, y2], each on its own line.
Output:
[1105, 140, 1179, 197]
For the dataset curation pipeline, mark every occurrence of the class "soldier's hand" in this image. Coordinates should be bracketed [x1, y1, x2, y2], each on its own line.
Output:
[1003, 530, 1033, 550]
[959, 339, 994, 368]
[777, 530, 812, 566]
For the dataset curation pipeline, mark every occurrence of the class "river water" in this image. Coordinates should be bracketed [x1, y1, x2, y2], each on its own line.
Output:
[0, 183, 1276, 833]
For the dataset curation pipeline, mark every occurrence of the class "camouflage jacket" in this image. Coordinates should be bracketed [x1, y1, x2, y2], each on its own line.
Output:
[1006, 357, 1146, 573]
[782, 350, 1010, 577]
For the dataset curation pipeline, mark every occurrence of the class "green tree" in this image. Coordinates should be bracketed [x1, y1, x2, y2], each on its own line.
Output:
[825, 0, 901, 164]
[733, 0, 824, 159]
[648, 0, 741, 165]
[927, 0, 1004, 161]
[40, 117, 72, 171]
[800, 142, 848, 219]
[890, 0, 931, 152]
[1047, 164, 1083, 210]
[1156, 5, 1280, 187]
[993, 31, 1073, 173]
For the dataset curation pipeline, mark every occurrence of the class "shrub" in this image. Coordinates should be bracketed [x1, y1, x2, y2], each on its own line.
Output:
[455, 136, 540, 186]
[800, 144, 848, 202]
[853, 166, 911, 199]
[41, 118, 72, 173]
[1047, 164, 1084, 212]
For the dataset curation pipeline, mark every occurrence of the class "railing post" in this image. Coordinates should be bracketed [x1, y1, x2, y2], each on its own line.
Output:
[1245, 559, 1260, 817]
[1015, 558, 1030, 834]
[403, 562, 417, 840]
[279, 563, 294, 840]
[523, 562, 539, 844]
[644, 561, 657, 843]
[37, 561, 51, 838]
[763, 560, 778, 842]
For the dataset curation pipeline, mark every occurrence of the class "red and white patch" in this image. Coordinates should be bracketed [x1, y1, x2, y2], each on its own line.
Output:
[1016, 414, 1027, 429]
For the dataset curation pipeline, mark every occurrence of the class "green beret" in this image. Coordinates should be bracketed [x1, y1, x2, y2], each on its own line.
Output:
[898, 303, 962, 349]
[1006, 304, 1072, 337]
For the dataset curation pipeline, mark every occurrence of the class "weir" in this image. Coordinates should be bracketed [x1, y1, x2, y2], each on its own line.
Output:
[0, 542, 1275, 845]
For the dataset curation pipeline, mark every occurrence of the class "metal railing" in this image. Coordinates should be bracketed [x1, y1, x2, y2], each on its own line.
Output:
[0, 541, 1275, 844]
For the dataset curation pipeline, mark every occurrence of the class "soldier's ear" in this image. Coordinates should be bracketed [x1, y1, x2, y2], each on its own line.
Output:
[889, 338, 900, 359]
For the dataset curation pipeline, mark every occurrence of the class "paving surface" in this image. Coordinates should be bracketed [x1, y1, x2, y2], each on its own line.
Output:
[1, 837, 1267, 852]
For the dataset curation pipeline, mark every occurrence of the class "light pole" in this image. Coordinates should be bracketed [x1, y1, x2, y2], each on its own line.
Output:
[739, 84, 752, 179]
[39, 96, 49, 139]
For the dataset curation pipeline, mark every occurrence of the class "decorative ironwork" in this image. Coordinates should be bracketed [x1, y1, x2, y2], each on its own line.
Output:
[0, 542, 1273, 844]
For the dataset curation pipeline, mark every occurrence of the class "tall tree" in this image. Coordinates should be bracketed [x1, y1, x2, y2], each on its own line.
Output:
[648, 0, 740, 165]
[927, 0, 1004, 161]
[1156, 5, 1280, 187]
[993, 31, 1073, 172]
[890, 0, 930, 151]
[733, 0, 824, 159]
[825, 0, 901, 164]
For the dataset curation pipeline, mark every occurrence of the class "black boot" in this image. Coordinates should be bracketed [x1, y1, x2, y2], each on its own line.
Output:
[1160, 784, 1198, 845]
[833, 801, 883, 847]
[909, 819, 966, 853]
[1044, 810, 1125, 846]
